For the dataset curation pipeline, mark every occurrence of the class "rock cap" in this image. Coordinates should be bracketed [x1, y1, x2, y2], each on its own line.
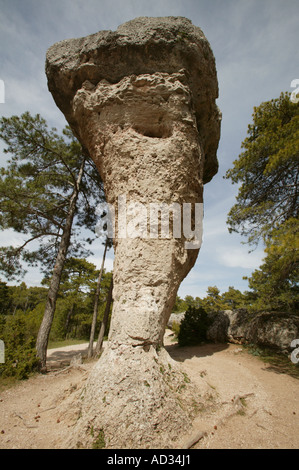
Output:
[46, 16, 221, 183]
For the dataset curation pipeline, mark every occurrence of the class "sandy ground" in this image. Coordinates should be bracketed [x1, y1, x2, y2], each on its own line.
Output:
[0, 331, 298, 449]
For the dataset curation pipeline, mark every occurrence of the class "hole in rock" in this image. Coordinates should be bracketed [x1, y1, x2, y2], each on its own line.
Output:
[133, 124, 172, 139]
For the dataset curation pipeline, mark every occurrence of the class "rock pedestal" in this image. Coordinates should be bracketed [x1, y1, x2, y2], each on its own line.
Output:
[46, 16, 221, 448]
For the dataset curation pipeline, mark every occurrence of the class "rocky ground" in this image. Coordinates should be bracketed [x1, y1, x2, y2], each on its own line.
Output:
[0, 331, 298, 449]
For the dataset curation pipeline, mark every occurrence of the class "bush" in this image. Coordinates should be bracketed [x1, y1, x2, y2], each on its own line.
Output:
[178, 306, 211, 347]
[171, 320, 181, 339]
[0, 314, 39, 379]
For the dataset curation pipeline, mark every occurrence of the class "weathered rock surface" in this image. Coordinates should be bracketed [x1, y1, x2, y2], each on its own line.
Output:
[46, 16, 221, 448]
[207, 310, 299, 352]
[168, 312, 186, 329]
[46, 16, 221, 184]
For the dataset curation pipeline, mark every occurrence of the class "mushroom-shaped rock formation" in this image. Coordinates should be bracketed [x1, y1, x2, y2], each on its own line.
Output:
[46, 16, 221, 449]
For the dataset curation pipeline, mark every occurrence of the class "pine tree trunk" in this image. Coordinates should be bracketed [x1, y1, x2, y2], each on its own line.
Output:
[94, 276, 113, 356]
[64, 303, 75, 338]
[87, 238, 108, 358]
[36, 158, 85, 371]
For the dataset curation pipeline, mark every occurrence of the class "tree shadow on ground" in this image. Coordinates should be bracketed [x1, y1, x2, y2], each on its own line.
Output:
[165, 338, 229, 362]
[47, 349, 84, 363]
[243, 345, 299, 380]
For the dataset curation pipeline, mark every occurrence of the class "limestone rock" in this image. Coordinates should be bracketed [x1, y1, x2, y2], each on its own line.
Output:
[207, 310, 299, 352]
[46, 16, 221, 184]
[167, 312, 186, 329]
[46, 16, 221, 449]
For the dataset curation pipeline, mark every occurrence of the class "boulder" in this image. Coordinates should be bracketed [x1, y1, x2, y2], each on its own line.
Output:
[207, 309, 299, 353]
[167, 312, 186, 329]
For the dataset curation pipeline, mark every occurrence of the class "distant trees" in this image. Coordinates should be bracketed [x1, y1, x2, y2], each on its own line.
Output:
[0, 259, 114, 379]
[42, 257, 101, 341]
[225, 92, 298, 246]
[0, 280, 11, 314]
[173, 286, 252, 316]
[0, 112, 105, 369]
[172, 294, 202, 313]
[244, 219, 298, 312]
[87, 237, 113, 358]
[225, 93, 298, 312]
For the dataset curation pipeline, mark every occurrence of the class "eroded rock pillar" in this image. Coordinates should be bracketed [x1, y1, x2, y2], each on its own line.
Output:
[46, 16, 221, 449]
[73, 71, 203, 349]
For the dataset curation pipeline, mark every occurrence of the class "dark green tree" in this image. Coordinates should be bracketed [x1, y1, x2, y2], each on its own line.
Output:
[225, 93, 298, 312]
[178, 305, 211, 347]
[225, 92, 298, 246]
[202, 286, 224, 313]
[220, 286, 252, 310]
[0, 280, 11, 314]
[172, 295, 188, 313]
[8, 282, 48, 315]
[0, 314, 39, 379]
[245, 219, 298, 312]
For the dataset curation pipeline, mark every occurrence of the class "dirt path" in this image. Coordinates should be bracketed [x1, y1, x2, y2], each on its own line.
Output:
[164, 333, 298, 449]
[0, 333, 298, 449]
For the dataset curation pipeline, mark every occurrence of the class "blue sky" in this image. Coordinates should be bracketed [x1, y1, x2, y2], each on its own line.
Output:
[0, 0, 298, 298]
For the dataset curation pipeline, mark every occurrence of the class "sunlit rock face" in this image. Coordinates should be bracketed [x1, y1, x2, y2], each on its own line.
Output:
[46, 16, 221, 449]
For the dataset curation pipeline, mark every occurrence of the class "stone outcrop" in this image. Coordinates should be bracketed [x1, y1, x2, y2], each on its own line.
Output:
[207, 310, 299, 353]
[46, 16, 221, 449]
[167, 312, 186, 329]
[46, 16, 220, 184]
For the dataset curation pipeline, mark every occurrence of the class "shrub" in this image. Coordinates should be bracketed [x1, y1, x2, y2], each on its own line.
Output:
[171, 320, 181, 339]
[178, 306, 211, 347]
[0, 314, 39, 379]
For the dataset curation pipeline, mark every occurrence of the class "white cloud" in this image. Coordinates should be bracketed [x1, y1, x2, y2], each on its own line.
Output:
[0, 229, 25, 247]
[217, 246, 264, 270]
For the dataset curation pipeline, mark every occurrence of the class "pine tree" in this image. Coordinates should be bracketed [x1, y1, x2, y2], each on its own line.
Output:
[225, 93, 299, 312]
[0, 112, 105, 369]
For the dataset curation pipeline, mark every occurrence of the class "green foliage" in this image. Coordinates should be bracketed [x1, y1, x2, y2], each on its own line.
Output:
[220, 286, 251, 310]
[225, 92, 298, 246]
[9, 283, 48, 315]
[0, 314, 39, 379]
[199, 286, 252, 313]
[0, 280, 11, 314]
[226, 92, 298, 313]
[172, 295, 187, 313]
[0, 264, 114, 380]
[245, 218, 299, 312]
[91, 428, 106, 449]
[43, 258, 113, 342]
[201, 286, 223, 313]
[172, 294, 202, 313]
[178, 306, 211, 347]
[0, 112, 104, 279]
[42, 257, 101, 340]
[171, 320, 181, 339]
[0, 282, 44, 379]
